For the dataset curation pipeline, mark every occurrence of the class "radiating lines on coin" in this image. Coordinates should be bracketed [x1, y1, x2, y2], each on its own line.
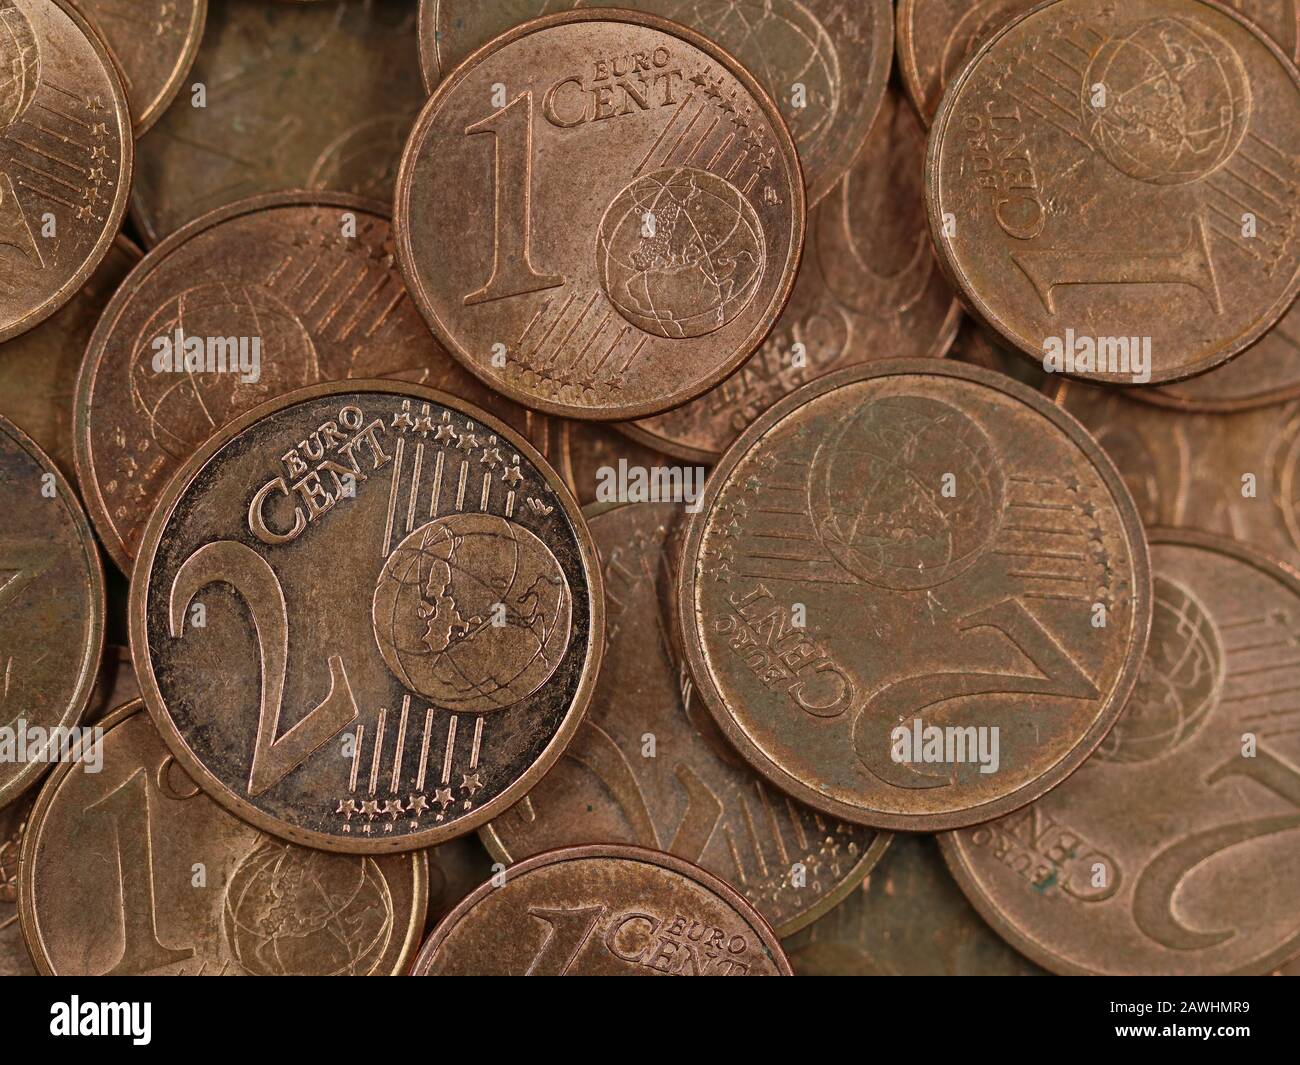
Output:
[1220, 608, 1300, 735]
[368, 707, 387, 796]
[730, 474, 850, 585]
[381, 432, 404, 556]
[1205, 132, 1297, 269]
[514, 289, 647, 389]
[1004, 42, 1092, 151]
[634, 93, 698, 176]
[388, 695, 410, 794]
[999, 476, 1110, 603]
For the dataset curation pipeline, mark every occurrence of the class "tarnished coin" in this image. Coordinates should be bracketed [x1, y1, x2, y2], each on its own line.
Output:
[900, 0, 1300, 125]
[941, 530, 1300, 976]
[926, 0, 1300, 385]
[68, 0, 205, 135]
[129, 380, 603, 853]
[20, 701, 428, 975]
[74, 193, 536, 573]
[1055, 380, 1300, 569]
[0, 414, 105, 809]
[412, 844, 791, 975]
[130, 0, 426, 246]
[679, 359, 1152, 831]
[485, 502, 890, 936]
[419, 0, 892, 207]
[395, 9, 805, 420]
[0, 0, 132, 343]
[622, 86, 961, 463]
[0, 235, 138, 476]
[1137, 300, 1300, 411]
[785, 832, 1046, 976]
[0, 796, 35, 975]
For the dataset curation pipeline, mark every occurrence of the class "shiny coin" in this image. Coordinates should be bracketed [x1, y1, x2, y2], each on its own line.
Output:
[942, 530, 1300, 975]
[130, 380, 603, 853]
[0, 414, 105, 809]
[20, 700, 427, 975]
[395, 9, 805, 420]
[0, 0, 132, 342]
[622, 86, 960, 463]
[485, 501, 890, 936]
[130, 0, 426, 245]
[419, 0, 892, 207]
[785, 832, 1046, 975]
[412, 844, 791, 975]
[679, 359, 1151, 831]
[73, 193, 528, 573]
[68, 0, 205, 135]
[926, 0, 1300, 385]
[0, 235, 138, 476]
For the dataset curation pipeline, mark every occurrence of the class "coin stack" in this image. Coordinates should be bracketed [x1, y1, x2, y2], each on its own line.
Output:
[0, 0, 1296, 979]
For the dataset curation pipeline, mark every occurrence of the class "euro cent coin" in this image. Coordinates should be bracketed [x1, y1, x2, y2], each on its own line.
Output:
[419, 0, 892, 208]
[679, 359, 1152, 831]
[411, 844, 791, 975]
[20, 701, 428, 975]
[395, 9, 805, 420]
[484, 501, 890, 936]
[0, 414, 105, 810]
[67, 0, 206, 135]
[129, 380, 603, 853]
[926, 0, 1300, 385]
[941, 531, 1300, 976]
[622, 85, 960, 463]
[0, 0, 132, 342]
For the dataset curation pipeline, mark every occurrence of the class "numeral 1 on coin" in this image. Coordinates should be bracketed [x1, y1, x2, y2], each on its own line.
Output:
[464, 91, 565, 306]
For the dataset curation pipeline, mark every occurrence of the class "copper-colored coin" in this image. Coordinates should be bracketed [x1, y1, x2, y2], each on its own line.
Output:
[0, 414, 105, 809]
[900, 0, 1300, 126]
[419, 0, 892, 208]
[942, 530, 1300, 976]
[1055, 379, 1300, 569]
[130, 0, 426, 246]
[20, 701, 428, 975]
[926, 0, 1300, 386]
[622, 86, 961, 463]
[1137, 299, 1300, 411]
[412, 843, 791, 975]
[0, 795, 35, 975]
[395, 10, 805, 420]
[130, 380, 604, 853]
[0, 0, 132, 343]
[784, 832, 1047, 975]
[74, 193, 550, 574]
[0, 234, 138, 476]
[679, 359, 1152, 831]
[484, 501, 889, 936]
[67, 0, 205, 135]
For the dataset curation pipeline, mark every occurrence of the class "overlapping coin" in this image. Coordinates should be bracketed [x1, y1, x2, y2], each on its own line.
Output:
[130, 0, 425, 245]
[679, 360, 1152, 831]
[0, 0, 132, 342]
[0, 414, 105, 809]
[411, 844, 792, 975]
[621, 86, 961, 463]
[941, 531, 1300, 976]
[395, 9, 805, 420]
[129, 380, 603, 853]
[926, 0, 1300, 385]
[20, 701, 428, 975]
[484, 501, 890, 935]
[419, 0, 893, 208]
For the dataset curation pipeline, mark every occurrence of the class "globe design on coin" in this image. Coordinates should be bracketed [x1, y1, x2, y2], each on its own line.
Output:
[808, 396, 1005, 590]
[222, 843, 394, 976]
[1095, 575, 1222, 764]
[1083, 17, 1251, 184]
[0, 1, 39, 134]
[129, 282, 320, 460]
[597, 166, 765, 340]
[372, 513, 573, 712]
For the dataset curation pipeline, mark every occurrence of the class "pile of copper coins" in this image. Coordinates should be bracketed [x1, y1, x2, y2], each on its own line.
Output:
[0, 0, 1297, 978]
